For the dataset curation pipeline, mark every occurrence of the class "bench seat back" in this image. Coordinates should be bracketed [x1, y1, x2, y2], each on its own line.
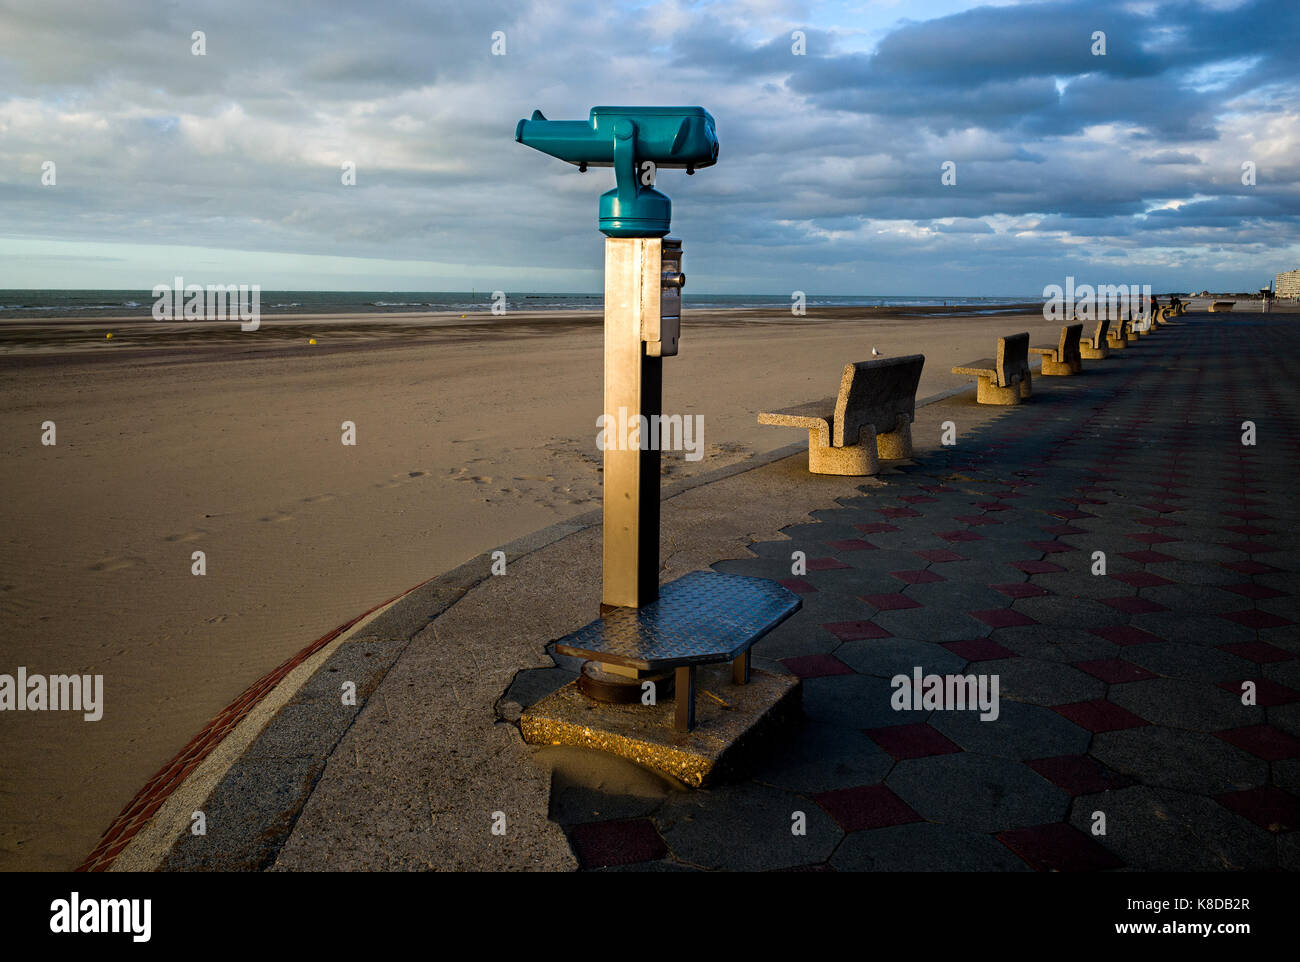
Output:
[997, 332, 1030, 388]
[1091, 318, 1109, 346]
[834, 354, 925, 447]
[1059, 323, 1083, 364]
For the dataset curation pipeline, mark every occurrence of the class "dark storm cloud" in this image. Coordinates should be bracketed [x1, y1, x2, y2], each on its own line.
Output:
[0, 0, 1297, 294]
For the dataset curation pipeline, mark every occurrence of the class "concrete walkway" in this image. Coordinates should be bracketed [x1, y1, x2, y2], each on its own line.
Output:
[92, 310, 1299, 871]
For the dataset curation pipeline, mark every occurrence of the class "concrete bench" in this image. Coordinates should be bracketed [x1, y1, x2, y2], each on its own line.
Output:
[1209, 301, 1235, 313]
[1106, 317, 1132, 350]
[1079, 318, 1111, 359]
[1030, 323, 1083, 375]
[758, 354, 924, 475]
[951, 332, 1031, 406]
[554, 571, 801, 732]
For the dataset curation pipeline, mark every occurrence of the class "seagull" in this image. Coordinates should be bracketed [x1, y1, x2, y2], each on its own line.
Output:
[872, 347, 881, 356]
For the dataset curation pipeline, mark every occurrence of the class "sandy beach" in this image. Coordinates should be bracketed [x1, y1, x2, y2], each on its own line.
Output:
[1, 303, 1134, 869]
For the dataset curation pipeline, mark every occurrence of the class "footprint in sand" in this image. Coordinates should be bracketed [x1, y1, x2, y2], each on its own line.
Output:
[89, 556, 145, 572]
[258, 512, 295, 524]
[301, 494, 336, 505]
[163, 529, 208, 543]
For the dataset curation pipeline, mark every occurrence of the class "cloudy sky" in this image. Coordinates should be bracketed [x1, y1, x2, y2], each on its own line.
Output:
[1, 0, 1296, 295]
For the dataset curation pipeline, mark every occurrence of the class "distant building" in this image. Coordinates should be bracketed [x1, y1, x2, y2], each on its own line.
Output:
[1277, 269, 1300, 298]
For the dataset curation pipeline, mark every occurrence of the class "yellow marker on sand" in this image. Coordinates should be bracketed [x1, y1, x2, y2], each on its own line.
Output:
[309, 338, 317, 345]
[105, 333, 113, 339]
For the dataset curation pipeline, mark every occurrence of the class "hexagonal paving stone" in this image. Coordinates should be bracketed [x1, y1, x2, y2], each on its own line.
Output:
[654, 782, 842, 871]
[1009, 595, 1127, 628]
[994, 625, 1122, 663]
[981, 657, 1106, 706]
[886, 752, 1070, 833]
[1107, 677, 1262, 732]
[749, 722, 894, 795]
[1090, 725, 1269, 795]
[1124, 642, 1256, 682]
[831, 821, 1030, 871]
[872, 605, 992, 641]
[1067, 785, 1275, 871]
[835, 637, 967, 679]
[995, 822, 1125, 871]
[801, 673, 914, 730]
[930, 698, 1091, 760]
[1129, 612, 1256, 646]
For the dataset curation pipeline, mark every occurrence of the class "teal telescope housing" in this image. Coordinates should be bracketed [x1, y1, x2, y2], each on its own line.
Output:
[515, 106, 718, 237]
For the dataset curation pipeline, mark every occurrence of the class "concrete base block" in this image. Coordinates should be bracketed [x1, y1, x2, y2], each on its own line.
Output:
[976, 376, 1022, 405]
[1107, 336, 1129, 351]
[1080, 344, 1109, 360]
[1040, 357, 1081, 376]
[875, 420, 913, 460]
[520, 666, 802, 788]
[808, 434, 878, 475]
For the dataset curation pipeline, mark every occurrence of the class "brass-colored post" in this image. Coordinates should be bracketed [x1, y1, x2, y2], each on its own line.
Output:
[601, 237, 663, 610]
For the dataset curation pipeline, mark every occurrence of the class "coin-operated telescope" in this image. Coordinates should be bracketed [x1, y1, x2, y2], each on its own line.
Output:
[515, 106, 718, 238]
[514, 107, 717, 621]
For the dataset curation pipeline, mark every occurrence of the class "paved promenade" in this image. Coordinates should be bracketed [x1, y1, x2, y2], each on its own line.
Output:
[85, 310, 1299, 871]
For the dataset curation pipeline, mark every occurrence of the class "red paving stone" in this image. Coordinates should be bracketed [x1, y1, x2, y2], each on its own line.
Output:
[861, 593, 922, 611]
[1219, 610, 1292, 629]
[825, 539, 877, 552]
[567, 819, 668, 869]
[1213, 725, 1300, 761]
[970, 608, 1036, 628]
[823, 620, 892, 641]
[781, 654, 856, 678]
[914, 548, 965, 563]
[890, 569, 945, 584]
[991, 582, 1050, 599]
[1214, 787, 1300, 833]
[1217, 641, 1296, 663]
[1214, 679, 1299, 706]
[1219, 583, 1285, 600]
[938, 530, 984, 543]
[813, 784, 923, 832]
[864, 723, 963, 760]
[1027, 755, 1134, 796]
[778, 578, 818, 594]
[997, 823, 1125, 871]
[855, 522, 901, 535]
[1052, 699, 1149, 732]
[1072, 659, 1159, 684]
